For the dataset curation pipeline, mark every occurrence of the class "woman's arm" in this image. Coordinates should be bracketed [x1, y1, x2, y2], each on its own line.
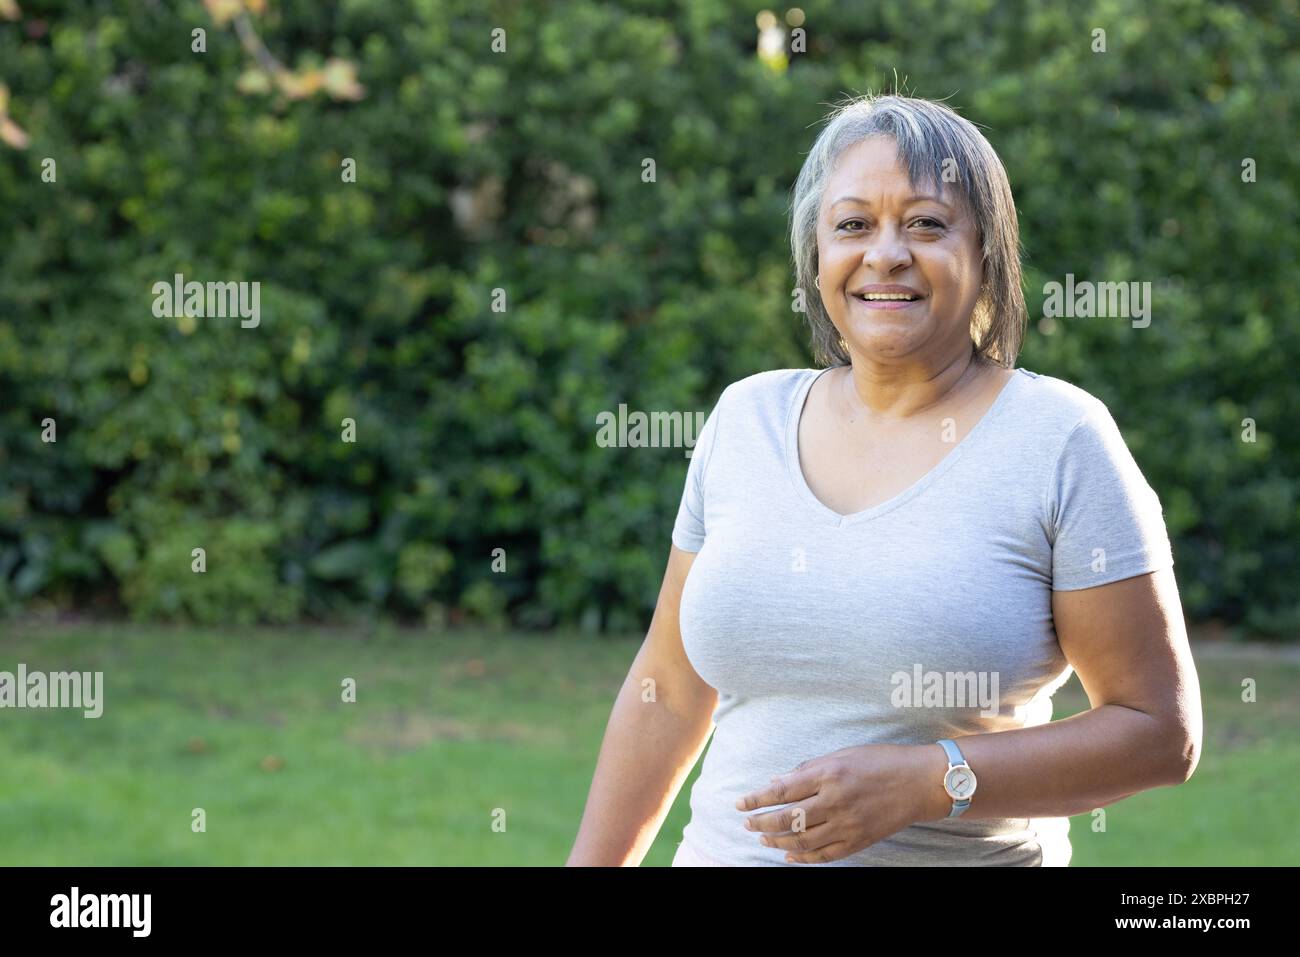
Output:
[566, 544, 719, 866]
[913, 566, 1203, 821]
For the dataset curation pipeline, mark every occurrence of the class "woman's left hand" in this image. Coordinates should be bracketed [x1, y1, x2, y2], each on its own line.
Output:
[735, 743, 949, 863]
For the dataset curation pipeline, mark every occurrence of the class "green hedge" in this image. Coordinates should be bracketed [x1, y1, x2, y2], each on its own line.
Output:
[1, 0, 1296, 635]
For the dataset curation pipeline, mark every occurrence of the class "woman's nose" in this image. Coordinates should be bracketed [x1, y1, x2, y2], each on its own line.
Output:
[862, 222, 912, 274]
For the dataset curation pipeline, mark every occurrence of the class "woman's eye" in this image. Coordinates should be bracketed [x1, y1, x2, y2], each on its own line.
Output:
[912, 217, 944, 229]
[838, 219, 866, 231]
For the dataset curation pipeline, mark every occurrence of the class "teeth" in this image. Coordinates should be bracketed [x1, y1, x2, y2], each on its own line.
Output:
[859, 293, 918, 300]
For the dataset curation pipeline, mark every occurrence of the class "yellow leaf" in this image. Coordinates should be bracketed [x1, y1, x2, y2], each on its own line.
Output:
[295, 69, 324, 96]
[236, 68, 272, 95]
[202, 0, 244, 27]
[274, 70, 311, 100]
[322, 58, 365, 101]
[0, 0, 20, 22]
[1, 116, 29, 150]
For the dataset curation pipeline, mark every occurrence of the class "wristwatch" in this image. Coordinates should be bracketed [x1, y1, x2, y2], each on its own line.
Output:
[936, 738, 977, 818]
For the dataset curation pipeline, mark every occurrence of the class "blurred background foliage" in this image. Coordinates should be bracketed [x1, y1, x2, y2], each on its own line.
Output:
[0, 0, 1296, 636]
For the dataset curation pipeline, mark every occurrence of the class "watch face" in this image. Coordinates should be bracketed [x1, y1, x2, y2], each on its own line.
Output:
[944, 766, 977, 800]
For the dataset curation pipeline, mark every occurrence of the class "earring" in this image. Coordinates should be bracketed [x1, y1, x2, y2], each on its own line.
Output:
[814, 275, 820, 289]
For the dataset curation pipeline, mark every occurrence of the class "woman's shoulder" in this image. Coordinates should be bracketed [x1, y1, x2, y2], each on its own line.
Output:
[714, 367, 815, 411]
[1010, 367, 1115, 434]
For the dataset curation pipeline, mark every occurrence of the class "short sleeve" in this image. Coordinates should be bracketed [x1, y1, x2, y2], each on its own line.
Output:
[670, 385, 729, 553]
[1046, 402, 1175, 590]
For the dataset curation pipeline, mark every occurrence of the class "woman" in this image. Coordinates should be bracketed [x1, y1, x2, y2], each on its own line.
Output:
[566, 93, 1202, 866]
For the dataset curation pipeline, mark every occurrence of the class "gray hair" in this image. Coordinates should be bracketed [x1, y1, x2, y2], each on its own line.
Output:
[788, 93, 1026, 368]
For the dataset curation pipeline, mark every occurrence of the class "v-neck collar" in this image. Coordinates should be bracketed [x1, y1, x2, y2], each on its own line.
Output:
[784, 365, 1030, 527]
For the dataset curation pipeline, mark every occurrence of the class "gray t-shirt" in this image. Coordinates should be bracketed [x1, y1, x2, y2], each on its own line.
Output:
[670, 366, 1175, 866]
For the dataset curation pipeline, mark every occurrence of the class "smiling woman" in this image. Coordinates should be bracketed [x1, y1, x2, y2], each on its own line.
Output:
[566, 92, 1202, 868]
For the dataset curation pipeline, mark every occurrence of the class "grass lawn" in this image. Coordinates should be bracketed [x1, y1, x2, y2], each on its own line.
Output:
[0, 621, 1295, 865]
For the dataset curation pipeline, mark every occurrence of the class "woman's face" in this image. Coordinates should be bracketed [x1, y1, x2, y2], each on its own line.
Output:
[816, 135, 984, 364]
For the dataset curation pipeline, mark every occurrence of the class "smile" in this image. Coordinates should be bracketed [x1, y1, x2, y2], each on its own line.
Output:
[853, 293, 924, 309]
